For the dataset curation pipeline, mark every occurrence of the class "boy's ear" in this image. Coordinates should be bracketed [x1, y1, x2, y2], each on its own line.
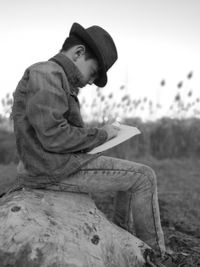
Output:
[73, 45, 86, 61]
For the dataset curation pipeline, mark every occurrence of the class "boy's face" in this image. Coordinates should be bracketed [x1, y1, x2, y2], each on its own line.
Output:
[75, 55, 99, 87]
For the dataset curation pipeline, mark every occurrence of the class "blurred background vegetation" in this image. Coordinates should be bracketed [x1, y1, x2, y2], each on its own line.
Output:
[0, 70, 200, 164]
[1, 72, 199, 266]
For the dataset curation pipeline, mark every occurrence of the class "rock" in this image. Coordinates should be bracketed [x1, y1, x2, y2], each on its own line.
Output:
[0, 189, 150, 267]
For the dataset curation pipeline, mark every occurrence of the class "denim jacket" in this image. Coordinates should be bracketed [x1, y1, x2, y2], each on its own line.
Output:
[12, 53, 107, 185]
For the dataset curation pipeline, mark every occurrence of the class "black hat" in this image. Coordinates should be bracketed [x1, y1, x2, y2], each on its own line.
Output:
[69, 22, 118, 87]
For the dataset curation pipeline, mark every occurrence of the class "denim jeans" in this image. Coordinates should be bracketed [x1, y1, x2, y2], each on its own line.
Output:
[43, 156, 165, 256]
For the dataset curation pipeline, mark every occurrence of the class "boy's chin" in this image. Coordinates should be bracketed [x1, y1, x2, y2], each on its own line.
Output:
[78, 84, 86, 88]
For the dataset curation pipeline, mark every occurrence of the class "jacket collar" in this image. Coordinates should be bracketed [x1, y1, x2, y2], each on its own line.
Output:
[49, 53, 85, 95]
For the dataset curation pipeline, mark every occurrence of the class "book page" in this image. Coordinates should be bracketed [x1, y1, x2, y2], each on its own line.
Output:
[88, 124, 141, 154]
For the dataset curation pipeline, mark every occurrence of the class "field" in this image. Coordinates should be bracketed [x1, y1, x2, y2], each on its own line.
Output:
[0, 156, 200, 266]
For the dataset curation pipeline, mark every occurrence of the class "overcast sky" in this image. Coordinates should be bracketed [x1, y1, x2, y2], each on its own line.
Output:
[1, 0, 200, 117]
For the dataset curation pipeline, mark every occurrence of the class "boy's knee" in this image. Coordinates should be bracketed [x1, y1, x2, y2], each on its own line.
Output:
[140, 165, 157, 190]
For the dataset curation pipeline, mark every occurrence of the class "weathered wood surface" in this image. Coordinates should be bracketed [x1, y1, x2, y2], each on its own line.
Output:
[0, 189, 150, 267]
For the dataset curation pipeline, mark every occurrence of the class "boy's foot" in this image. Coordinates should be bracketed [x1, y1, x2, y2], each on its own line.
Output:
[144, 249, 177, 267]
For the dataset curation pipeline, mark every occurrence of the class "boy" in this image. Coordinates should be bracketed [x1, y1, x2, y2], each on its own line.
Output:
[13, 22, 173, 266]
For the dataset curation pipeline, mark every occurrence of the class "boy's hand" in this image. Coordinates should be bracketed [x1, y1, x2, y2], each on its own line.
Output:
[101, 124, 120, 141]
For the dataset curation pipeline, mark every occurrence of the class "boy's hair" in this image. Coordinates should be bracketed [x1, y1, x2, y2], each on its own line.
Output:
[60, 36, 96, 60]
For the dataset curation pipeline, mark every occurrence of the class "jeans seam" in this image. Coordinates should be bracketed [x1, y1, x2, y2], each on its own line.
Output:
[80, 168, 151, 178]
[127, 191, 134, 234]
[151, 191, 163, 254]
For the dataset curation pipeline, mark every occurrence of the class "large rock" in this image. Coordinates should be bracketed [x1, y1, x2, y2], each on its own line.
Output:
[0, 189, 150, 267]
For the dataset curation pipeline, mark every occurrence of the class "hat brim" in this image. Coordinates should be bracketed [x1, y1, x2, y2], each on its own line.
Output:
[70, 23, 107, 87]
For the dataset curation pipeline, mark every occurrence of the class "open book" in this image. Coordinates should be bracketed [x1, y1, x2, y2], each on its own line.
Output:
[88, 124, 141, 154]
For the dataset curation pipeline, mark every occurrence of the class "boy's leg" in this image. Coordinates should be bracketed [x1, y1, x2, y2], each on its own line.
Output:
[50, 156, 165, 256]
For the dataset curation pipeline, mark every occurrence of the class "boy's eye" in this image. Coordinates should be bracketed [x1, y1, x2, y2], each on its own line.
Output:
[91, 71, 97, 79]
[92, 69, 99, 79]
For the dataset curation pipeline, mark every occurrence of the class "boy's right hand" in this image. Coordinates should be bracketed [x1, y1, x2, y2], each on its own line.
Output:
[101, 124, 120, 141]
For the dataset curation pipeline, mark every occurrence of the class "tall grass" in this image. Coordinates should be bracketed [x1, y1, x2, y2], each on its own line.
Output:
[0, 70, 200, 163]
[91, 117, 200, 160]
[1, 117, 200, 165]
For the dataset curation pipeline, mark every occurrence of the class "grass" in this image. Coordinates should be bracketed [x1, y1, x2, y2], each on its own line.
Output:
[140, 157, 200, 237]
[0, 157, 200, 265]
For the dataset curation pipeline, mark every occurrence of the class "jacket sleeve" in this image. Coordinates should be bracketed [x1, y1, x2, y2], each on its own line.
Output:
[26, 65, 108, 153]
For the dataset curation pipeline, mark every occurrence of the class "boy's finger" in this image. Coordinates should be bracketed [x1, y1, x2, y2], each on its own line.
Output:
[112, 121, 120, 130]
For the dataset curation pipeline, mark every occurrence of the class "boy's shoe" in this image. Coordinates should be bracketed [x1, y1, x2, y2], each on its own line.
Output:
[144, 249, 177, 267]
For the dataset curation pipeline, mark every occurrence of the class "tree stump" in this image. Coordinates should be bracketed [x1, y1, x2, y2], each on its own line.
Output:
[0, 189, 151, 267]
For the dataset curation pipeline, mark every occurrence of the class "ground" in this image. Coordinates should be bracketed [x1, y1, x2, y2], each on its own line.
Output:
[0, 158, 200, 266]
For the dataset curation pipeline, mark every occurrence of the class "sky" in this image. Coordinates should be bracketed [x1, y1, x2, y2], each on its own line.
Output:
[0, 0, 200, 119]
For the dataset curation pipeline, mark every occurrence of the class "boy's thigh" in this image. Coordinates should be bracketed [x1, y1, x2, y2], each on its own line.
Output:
[59, 156, 146, 193]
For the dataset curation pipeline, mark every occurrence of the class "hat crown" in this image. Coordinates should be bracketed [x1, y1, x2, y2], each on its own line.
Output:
[69, 23, 118, 87]
[86, 26, 117, 70]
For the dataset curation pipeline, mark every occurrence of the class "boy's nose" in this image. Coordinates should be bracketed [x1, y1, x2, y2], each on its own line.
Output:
[88, 78, 95, 85]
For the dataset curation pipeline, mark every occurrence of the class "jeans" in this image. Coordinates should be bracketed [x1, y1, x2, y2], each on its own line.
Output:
[44, 156, 166, 255]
